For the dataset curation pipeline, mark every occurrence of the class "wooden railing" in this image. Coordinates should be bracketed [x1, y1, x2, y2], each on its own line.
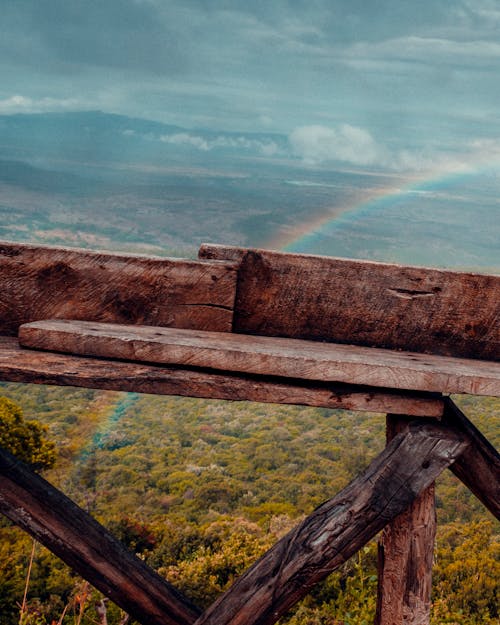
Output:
[0, 240, 498, 625]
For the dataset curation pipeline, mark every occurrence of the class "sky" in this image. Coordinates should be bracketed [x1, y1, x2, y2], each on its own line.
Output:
[1, 0, 500, 172]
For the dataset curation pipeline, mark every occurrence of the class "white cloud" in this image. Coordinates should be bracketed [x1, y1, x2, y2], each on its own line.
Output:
[289, 124, 386, 167]
[288, 123, 500, 174]
[161, 132, 210, 151]
[460, 0, 500, 29]
[0, 95, 80, 114]
[258, 114, 274, 128]
[343, 36, 500, 70]
[160, 132, 279, 156]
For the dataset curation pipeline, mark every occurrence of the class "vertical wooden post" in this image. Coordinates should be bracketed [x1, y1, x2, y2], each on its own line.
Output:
[374, 415, 437, 625]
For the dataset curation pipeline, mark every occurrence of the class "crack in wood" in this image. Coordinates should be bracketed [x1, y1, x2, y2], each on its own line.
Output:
[180, 302, 234, 312]
[387, 288, 437, 300]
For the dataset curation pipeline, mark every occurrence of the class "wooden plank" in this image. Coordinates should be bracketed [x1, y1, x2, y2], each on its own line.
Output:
[0, 336, 444, 416]
[19, 319, 500, 396]
[375, 415, 436, 625]
[200, 244, 246, 262]
[0, 447, 201, 625]
[199, 244, 500, 361]
[0, 241, 237, 335]
[443, 397, 500, 520]
[193, 422, 469, 625]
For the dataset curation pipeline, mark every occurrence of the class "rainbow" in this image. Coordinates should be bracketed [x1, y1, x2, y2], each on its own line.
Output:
[77, 392, 139, 464]
[268, 163, 488, 254]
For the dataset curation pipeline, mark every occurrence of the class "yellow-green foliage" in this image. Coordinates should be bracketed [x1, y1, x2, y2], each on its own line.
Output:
[0, 384, 498, 625]
[160, 517, 274, 607]
[0, 397, 55, 470]
[432, 520, 499, 623]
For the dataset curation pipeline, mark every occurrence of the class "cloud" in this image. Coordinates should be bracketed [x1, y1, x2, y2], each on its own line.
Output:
[289, 124, 387, 167]
[160, 132, 280, 156]
[288, 122, 500, 174]
[458, 0, 500, 30]
[0, 95, 80, 114]
[342, 36, 500, 71]
[161, 133, 210, 151]
[378, 137, 500, 175]
[1, 0, 499, 152]
[0, 0, 187, 77]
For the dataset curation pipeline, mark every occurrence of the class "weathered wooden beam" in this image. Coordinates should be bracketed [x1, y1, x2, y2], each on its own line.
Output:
[0, 336, 444, 416]
[0, 241, 237, 335]
[442, 397, 500, 520]
[193, 421, 468, 625]
[200, 244, 246, 262]
[375, 415, 436, 625]
[199, 244, 500, 361]
[19, 320, 500, 397]
[0, 446, 201, 625]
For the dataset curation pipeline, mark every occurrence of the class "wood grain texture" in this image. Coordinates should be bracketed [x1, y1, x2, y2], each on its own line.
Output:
[443, 397, 500, 520]
[0, 336, 444, 416]
[375, 415, 436, 625]
[193, 422, 468, 625]
[19, 320, 500, 396]
[199, 244, 500, 361]
[0, 447, 201, 625]
[0, 241, 237, 335]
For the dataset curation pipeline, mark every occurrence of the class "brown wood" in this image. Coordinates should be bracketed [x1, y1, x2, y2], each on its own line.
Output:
[193, 422, 468, 625]
[443, 397, 500, 520]
[1, 241, 498, 625]
[0, 447, 201, 625]
[199, 244, 500, 361]
[0, 336, 444, 416]
[375, 415, 436, 625]
[19, 319, 500, 397]
[0, 241, 237, 335]
[200, 244, 247, 262]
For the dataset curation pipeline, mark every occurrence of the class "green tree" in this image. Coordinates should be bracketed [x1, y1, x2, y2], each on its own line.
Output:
[432, 520, 499, 623]
[0, 397, 56, 470]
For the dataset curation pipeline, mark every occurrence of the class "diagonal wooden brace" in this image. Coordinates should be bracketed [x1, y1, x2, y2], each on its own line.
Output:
[442, 397, 500, 520]
[0, 447, 201, 625]
[375, 402, 500, 625]
[193, 421, 469, 625]
[0, 416, 485, 625]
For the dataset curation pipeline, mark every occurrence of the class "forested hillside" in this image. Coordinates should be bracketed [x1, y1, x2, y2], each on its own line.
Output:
[0, 383, 498, 625]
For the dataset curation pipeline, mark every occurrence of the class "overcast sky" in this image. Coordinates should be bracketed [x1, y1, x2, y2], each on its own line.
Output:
[2, 0, 500, 172]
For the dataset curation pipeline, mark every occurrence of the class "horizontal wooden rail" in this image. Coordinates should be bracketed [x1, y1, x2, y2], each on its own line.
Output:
[0, 447, 201, 625]
[19, 320, 500, 396]
[200, 244, 500, 361]
[0, 336, 444, 416]
[0, 240, 238, 335]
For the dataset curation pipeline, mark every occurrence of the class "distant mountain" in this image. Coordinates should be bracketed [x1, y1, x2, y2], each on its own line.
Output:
[0, 111, 289, 167]
[2, 111, 496, 272]
[0, 114, 324, 257]
[0, 158, 105, 194]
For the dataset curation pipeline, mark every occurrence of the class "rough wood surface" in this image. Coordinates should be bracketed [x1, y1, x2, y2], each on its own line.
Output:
[193, 422, 468, 625]
[375, 415, 436, 625]
[0, 336, 444, 416]
[200, 244, 246, 262]
[0, 241, 237, 335]
[19, 320, 500, 396]
[443, 397, 500, 520]
[199, 244, 500, 360]
[0, 447, 201, 625]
